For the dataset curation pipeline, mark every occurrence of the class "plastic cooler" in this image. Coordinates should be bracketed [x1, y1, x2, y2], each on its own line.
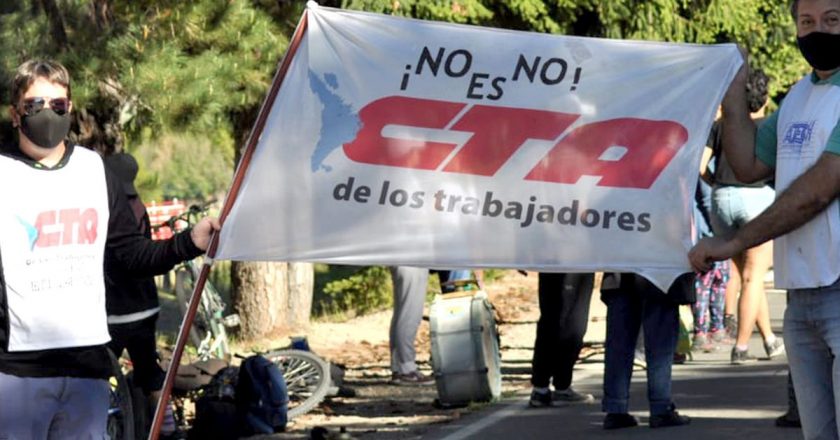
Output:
[429, 290, 501, 406]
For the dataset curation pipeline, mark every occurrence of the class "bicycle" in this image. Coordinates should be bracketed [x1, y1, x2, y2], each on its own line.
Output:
[261, 347, 332, 419]
[154, 201, 240, 361]
[106, 349, 135, 440]
[154, 202, 332, 423]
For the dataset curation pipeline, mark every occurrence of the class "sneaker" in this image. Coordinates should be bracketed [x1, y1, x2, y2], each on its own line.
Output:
[691, 333, 711, 352]
[391, 371, 434, 386]
[724, 314, 738, 340]
[649, 409, 691, 428]
[764, 338, 786, 358]
[528, 389, 553, 407]
[731, 347, 757, 365]
[553, 387, 594, 404]
[709, 329, 734, 346]
[775, 411, 801, 428]
[603, 413, 639, 430]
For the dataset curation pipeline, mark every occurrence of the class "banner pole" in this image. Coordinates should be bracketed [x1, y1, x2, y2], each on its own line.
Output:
[148, 9, 310, 440]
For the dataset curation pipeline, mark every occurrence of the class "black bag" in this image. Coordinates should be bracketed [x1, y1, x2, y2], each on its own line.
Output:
[235, 355, 289, 436]
[190, 366, 240, 440]
[664, 272, 697, 305]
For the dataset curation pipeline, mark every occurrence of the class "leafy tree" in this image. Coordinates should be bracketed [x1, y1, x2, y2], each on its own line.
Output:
[320, 266, 394, 317]
[0, 0, 307, 341]
[0, 0, 288, 200]
[316, 0, 808, 317]
[340, 0, 808, 98]
[0, 0, 811, 332]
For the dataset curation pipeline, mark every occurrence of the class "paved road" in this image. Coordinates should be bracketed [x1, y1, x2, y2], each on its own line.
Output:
[422, 288, 802, 440]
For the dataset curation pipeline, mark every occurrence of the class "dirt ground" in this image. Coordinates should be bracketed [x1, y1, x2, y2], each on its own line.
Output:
[160, 270, 555, 439]
[279, 270, 541, 439]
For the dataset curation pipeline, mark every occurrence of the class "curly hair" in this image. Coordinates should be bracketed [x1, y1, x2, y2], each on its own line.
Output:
[746, 68, 769, 114]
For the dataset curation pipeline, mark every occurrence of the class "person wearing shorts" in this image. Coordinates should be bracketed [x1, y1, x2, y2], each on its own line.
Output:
[708, 68, 784, 364]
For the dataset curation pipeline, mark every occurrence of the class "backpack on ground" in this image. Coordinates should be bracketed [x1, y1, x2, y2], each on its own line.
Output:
[190, 365, 240, 440]
[235, 354, 289, 436]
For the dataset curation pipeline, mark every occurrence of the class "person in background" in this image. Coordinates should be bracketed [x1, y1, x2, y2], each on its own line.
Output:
[693, 144, 730, 352]
[103, 151, 181, 438]
[600, 273, 691, 430]
[389, 266, 434, 385]
[528, 273, 596, 407]
[707, 68, 784, 364]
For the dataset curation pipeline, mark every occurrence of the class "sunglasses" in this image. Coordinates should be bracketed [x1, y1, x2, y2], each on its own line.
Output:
[19, 97, 70, 116]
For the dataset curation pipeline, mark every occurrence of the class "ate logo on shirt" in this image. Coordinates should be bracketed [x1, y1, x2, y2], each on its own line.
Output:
[781, 121, 815, 155]
[20, 208, 99, 249]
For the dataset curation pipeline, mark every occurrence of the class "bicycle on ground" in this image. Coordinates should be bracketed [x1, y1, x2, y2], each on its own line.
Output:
[156, 203, 332, 424]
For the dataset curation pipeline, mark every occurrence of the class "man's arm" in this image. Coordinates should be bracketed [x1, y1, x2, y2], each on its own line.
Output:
[720, 51, 774, 183]
[689, 152, 840, 271]
[103, 169, 218, 276]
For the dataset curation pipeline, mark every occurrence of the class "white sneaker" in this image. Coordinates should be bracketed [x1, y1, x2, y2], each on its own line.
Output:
[764, 338, 785, 358]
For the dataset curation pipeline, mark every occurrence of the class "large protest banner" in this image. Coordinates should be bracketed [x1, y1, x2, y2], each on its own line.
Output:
[214, 3, 742, 290]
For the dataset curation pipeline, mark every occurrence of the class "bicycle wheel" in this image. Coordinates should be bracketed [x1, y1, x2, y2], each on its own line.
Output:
[175, 267, 210, 349]
[107, 353, 135, 440]
[263, 349, 331, 419]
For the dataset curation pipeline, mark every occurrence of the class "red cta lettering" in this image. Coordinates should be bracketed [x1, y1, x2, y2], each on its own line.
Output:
[343, 96, 465, 170]
[35, 208, 98, 247]
[343, 96, 688, 189]
[525, 118, 688, 188]
[442, 105, 578, 176]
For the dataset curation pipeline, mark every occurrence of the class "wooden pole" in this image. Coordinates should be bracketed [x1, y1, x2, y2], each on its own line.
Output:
[148, 9, 310, 440]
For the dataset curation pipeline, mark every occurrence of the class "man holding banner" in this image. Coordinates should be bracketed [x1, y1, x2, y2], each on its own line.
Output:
[196, 2, 751, 437]
[689, 0, 840, 438]
[0, 59, 220, 439]
[215, 3, 742, 293]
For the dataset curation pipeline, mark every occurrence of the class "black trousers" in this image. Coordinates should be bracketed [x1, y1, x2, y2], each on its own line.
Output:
[531, 273, 595, 390]
[107, 314, 166, 393]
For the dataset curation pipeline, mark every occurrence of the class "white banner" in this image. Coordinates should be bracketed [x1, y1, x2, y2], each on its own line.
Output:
[215, 4, 742, 291]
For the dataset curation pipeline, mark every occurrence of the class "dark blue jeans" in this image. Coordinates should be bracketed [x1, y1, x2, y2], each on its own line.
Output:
[601, 274, 679, 416]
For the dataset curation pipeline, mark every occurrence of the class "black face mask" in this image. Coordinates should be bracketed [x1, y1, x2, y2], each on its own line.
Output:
[797, 32, 840, 72]
[19, 108, 71, 149]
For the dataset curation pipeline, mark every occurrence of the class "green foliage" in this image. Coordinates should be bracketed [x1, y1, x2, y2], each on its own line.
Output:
[341, 0, 808, 99]
[107, 1, 286, 136]
[0, 0, 810, 195]
[209, 260, 232, 301]
[481, 268, 506, 283]
[133, 132, 233, 201]
[320, 266, 394, 317]
[0, 0, 288, 198]
[0, 0, 815, 320]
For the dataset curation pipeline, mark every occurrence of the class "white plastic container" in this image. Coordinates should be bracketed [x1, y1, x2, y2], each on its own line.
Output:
[429, 291, 501, 406]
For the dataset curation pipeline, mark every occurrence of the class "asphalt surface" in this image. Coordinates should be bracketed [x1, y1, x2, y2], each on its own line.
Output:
[422, 287, 801, 440]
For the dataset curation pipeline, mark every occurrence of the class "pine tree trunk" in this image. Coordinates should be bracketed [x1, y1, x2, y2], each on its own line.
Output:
[228, 105, 315, 341]
[38, 0, 68, 51]
[286, 262, 314, 328]
[231, 261, 313, 341]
